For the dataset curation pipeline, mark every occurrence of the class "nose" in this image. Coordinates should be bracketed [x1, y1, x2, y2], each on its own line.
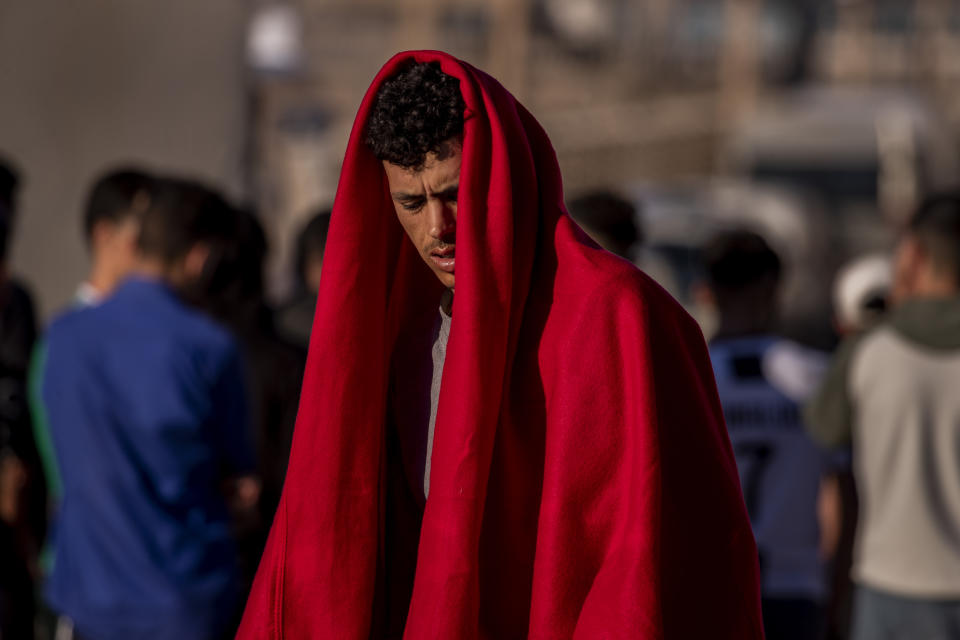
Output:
[427, 199, 456, 241]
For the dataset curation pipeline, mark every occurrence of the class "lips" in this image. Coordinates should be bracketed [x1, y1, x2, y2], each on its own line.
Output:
[429, 247, 456, 273]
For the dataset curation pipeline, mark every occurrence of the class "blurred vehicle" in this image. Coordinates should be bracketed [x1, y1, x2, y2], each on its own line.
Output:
[725, 87, 960, 256]
[538, 0, 815, 84]
[629, 86, 958, 346]
[664, 0, 815, 85]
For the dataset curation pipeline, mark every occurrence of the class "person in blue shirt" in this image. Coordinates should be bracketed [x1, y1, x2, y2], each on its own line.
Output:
[30, 167, 156, 559]
[703, 229, 841, 640]
[42, 177, 258, 640]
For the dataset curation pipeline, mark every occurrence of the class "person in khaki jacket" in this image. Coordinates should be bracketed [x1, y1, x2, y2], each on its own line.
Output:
[807, 192, 960, 640]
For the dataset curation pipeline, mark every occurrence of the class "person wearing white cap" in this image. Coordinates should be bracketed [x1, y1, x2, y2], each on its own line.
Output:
[818, 253, 892, 639]
[833, 254, 892, 335]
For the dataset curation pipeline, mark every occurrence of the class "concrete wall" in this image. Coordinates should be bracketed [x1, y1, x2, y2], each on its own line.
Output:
[0, 1, 247, 319]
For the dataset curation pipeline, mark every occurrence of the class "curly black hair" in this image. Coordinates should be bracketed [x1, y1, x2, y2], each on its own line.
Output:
[365, 62, 465, 170]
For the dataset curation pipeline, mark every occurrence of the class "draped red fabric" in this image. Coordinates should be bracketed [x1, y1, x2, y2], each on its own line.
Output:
[237, 50, 763, 639]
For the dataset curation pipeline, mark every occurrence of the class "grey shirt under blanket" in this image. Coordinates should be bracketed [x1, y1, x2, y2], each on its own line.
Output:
[392, 306, 451, 503]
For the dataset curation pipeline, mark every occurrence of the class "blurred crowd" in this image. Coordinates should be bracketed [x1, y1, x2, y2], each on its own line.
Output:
[0, 158, 330, 639]
[574, 188, 960, 640]
[0, 147, 959, 640]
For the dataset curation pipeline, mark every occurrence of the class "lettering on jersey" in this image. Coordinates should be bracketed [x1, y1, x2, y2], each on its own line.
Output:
[709, 337, 830, 600]
[723, 401, 801, 430]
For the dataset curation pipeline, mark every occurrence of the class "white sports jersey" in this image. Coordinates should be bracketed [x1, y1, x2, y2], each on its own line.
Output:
[710, 335, 831, 601]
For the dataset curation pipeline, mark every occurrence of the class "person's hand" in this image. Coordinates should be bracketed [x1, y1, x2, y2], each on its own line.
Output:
[0, 452, 26, 525]
[818, 474, 842, 560]
[232, 475, 261, 512]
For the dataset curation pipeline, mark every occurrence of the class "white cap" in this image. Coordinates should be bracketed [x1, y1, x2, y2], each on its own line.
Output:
[833, 253, 893, 332]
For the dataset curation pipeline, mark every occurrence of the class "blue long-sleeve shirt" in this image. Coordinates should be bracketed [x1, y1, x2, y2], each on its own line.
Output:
[42, 277, 254, 640]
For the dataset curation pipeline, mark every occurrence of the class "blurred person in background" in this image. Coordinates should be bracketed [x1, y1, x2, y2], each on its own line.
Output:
[0, 155, 41, 640]
[566, 189, 641, 262]
[822, 252, 892, 640]
[238, 52, 762, 639]
[704, 229, 840, 640]
[808, 193, 960, 640]
[29, 167, 155, 562]
[42, 177, 258, 640]
[566, 188, 679, 296]
[190, 205, 304, 585]
[275, 208, 330, 349]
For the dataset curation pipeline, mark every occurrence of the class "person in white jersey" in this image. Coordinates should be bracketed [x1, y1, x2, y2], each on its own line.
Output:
[808, 193, 960, 640]
[705, 229, 840, 640]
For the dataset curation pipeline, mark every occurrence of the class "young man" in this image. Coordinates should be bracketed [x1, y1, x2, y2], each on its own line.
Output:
[807, 193, 960, 640]
[42, 178, 257, 640]
[704, 230, 840, 640]
[239, 52, 762, 638]
[30, 167, 154, 526]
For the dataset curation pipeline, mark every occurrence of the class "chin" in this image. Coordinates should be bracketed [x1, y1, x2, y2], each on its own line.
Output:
[435, 272, 455, 289]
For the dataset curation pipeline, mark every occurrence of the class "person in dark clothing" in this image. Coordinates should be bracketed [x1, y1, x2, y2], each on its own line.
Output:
[190, 205, 304, 583]
[30, 167, 155, 531]
[0, 154, 41, 640]
[275, 208, 330, 349]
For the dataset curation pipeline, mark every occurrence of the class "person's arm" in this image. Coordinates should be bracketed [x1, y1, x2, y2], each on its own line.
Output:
[804, 336, 862, 449]
[818, 473, 843, 560]
[28, 340, 60, 504]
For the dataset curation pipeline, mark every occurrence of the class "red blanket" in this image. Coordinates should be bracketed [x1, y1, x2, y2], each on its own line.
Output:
[237, 50, 763, 639]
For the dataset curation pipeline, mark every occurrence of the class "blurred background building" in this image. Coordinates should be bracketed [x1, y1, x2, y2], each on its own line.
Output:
[4, 0, 960, 344]
[0, 1, 248, 319]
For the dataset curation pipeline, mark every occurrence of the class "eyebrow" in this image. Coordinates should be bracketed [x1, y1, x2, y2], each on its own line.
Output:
[391, 183, 459, 201]
[392, 192, 424, 202]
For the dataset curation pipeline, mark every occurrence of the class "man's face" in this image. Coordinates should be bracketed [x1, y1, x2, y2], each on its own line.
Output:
[383, 141, 460, 289]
